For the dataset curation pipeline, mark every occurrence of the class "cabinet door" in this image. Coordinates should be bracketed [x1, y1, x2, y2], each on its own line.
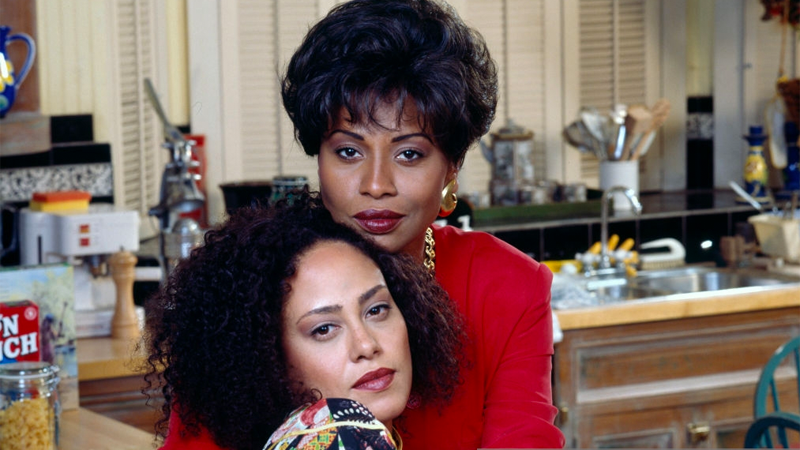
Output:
[79, 375, 162, 433]
[555, 307, 800, 448]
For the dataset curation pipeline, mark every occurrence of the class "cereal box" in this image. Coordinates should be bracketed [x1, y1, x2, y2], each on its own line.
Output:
[0, 264, 77, 410]
[0, 300, 40, 363]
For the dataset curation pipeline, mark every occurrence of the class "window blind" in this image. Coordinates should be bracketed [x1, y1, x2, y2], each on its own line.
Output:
[116, 0, 161, 217]
[578, 0, 648, 185]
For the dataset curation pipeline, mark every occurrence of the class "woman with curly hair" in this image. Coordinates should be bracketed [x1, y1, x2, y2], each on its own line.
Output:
[281, 0, 564, 448]
[146, 192, 465, 450]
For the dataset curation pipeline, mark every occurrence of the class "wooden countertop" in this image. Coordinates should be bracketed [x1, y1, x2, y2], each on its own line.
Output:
[554, 284, 800, 330]
[61, 408, 155, 449]
[77, 336, 146, 381]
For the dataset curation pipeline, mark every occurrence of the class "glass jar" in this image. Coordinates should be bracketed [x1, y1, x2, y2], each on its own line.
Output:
[0, 362, 60, 450]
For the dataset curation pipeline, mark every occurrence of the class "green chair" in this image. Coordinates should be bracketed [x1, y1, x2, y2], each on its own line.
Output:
[747, 335, 800, 448]
[744, 411, 800, 448]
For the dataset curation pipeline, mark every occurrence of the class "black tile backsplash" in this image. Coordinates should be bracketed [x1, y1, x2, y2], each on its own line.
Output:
[494, 229, 541, 260]
[0, 150, 51, 169]
[687, 140, 714, 190]
[489, 192, 764, 268]
[51, 114, 94, 143]
[638, 216, 684, 249]
[687, 96, 713, 114]
[685, 213, 727, 263]
[542, 224, 591, 261]
[52, 143, 111, 165]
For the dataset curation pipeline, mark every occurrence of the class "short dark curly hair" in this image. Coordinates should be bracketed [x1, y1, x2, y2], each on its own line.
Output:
[143, 191, 466, 450]
[281, 0, 498, 166]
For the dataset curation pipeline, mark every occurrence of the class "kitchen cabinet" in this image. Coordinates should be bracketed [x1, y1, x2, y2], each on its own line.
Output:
[77, 337, 161, 434]
[79, 374, 161, 433]
[555, 307, 800, 448]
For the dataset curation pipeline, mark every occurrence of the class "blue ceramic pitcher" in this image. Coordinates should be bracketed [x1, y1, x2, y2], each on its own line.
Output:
[0, 26, 36, 118]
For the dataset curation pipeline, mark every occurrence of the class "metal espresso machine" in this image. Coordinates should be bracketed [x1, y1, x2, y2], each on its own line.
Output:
[144, 79, 206, 280]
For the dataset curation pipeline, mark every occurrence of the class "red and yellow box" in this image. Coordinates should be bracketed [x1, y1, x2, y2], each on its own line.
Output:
[0, 300, 40, 364]
[29, 190, 92, 212]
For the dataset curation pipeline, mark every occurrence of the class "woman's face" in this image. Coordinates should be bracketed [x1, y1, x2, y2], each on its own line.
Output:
[282, 240, 413, 427]
[317, 102, 457, 259]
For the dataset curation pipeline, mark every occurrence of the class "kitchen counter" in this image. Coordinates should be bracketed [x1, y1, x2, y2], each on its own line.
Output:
[554, 283, 800, 330]
[77, 336, 146, 381]
[61, 407, 155, 450]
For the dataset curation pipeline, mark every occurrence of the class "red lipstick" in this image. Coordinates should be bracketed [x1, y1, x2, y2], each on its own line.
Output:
[353, 368, 395, 391]
[353, 210, 403, 234]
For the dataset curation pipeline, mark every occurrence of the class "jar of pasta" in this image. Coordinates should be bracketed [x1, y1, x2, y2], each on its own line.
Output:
[0, 362, 60, 450]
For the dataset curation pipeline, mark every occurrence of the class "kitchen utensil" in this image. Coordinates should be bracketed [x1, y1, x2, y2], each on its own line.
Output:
[0, 26, 36, 118]
[562, 123, 587, 149]
[729, 180, 778, 213]
[765, 94, 788, 169]
[630, 98, 671, 160]
[580, 107, 608, 148]
[729, 180, 766, 211]
[621, 105, 653, 160]
[575, 119, 606, 161]
[609, 105, 628, 160]
[144, 78, 184, 143]
[639, 238, 686, 270]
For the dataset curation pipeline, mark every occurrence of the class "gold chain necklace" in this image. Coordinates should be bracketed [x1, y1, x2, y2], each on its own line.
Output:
[423, 227, 436, 275]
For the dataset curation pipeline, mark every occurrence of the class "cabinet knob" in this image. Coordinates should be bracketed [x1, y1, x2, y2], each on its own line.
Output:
[687, 422, 710, 444]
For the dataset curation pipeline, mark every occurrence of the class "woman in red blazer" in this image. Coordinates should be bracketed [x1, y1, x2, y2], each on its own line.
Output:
[281, 1, 565, 447]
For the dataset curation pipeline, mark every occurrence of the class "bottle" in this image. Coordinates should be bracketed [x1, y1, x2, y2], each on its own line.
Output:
[784, 122, 800, 191]
[0, 362, 60, 449]
[742, 125, 770, 204]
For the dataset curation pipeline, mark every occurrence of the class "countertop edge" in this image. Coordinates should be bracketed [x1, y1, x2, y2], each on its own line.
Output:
[554, 285, 800, 330]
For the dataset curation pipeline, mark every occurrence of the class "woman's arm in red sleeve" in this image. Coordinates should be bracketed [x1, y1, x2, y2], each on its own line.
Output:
[480, 261, 565, 449]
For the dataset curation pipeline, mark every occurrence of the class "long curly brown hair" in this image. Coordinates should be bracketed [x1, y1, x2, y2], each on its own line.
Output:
[142, 191, 466, 450]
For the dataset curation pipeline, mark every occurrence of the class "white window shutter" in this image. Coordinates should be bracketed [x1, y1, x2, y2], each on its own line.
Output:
[116, 0, 161, 218]
[236, 0, 281, 181]
[221, 0, 321, 189]
[461, 0, 551, 198]
[275, 0, 320, 185]
[577, 0, 651, 188]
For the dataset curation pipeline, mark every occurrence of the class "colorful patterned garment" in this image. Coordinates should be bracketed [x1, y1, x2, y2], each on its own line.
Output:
[263, 398, 399, 450]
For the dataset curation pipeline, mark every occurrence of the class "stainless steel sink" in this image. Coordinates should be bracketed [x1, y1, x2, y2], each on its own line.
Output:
[580, 266, 800, 304]
[590, 284, 675, 301]
[630, 267, 800, 293]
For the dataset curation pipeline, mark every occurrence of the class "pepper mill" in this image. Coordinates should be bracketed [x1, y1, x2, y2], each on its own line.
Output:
[109, 250, 141, 340]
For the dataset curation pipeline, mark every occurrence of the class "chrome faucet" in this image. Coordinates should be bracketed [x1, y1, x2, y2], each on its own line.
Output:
[600, 186, 643, 269]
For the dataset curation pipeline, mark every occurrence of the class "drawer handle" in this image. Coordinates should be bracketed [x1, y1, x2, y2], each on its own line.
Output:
[687, 422, 711, 444]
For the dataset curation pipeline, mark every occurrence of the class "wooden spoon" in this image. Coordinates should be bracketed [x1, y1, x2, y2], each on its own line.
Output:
[630, 98, 671, 160]
[621, 105, 653, 160]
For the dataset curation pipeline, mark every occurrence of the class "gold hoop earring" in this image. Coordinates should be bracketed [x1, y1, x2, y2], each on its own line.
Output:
[439, 179, 458, 217]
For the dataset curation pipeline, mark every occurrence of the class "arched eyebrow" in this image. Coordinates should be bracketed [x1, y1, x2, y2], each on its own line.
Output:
[359, 284, 388, 305]
[296, 284, 387, 324]
[327, 129, 433, 144]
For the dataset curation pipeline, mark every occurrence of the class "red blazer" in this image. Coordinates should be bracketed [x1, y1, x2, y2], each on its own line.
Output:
[399, 225, 564, 449]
